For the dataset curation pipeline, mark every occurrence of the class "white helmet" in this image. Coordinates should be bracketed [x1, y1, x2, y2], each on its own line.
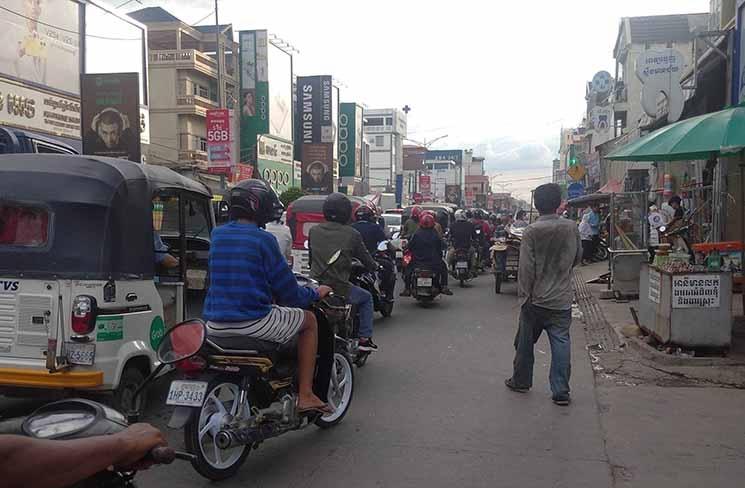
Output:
[455, 209, 467, 222]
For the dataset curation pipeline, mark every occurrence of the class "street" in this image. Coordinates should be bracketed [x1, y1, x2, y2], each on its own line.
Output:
[138, 277, 612, 488]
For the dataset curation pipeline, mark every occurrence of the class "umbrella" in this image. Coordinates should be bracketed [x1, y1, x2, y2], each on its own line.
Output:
[606, 103, 745, 161]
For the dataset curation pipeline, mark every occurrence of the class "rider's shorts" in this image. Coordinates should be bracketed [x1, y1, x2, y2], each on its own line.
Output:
[207, 306, 305, 344]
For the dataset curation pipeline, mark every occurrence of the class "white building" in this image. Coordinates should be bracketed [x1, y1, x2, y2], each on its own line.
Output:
[363, 108, 407, 194]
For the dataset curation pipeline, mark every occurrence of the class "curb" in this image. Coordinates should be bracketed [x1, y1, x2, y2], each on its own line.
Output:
[625, 336, 745, 368]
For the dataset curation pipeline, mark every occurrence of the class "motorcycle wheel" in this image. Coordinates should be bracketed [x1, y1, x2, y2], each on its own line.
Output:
[316, 352, 355, 428]
[380, 300, 394, 318]
[459, 278, 465, 288]
[594, 246, 609, 261]
[494, 273, 502, 294]
[185, 378, 250, 481]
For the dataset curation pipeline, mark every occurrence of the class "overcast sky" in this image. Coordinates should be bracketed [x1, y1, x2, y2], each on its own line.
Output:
[119, 0, 709, 197]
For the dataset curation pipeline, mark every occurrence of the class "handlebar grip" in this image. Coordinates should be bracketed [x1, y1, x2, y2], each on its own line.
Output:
[148, 446, 176, 465]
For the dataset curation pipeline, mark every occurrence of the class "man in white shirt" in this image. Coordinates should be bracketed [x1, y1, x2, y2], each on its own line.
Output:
[265, 217, 292, 263]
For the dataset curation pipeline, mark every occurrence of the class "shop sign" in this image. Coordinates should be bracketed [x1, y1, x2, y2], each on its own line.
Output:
[567, 182, 585, 199]
[234, 163, 254, 183]
[257, 135, 293, 164]
[648, 270, 661, 304]
[257, 158, 292, 194]
[671, 275, 721, 308]
[0, 78, 81, 139]
[419, 174, 431, 199]
[635, 48, 685, 122]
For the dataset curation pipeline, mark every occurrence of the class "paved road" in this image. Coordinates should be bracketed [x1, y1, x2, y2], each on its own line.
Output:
[138, 276, 613, 488]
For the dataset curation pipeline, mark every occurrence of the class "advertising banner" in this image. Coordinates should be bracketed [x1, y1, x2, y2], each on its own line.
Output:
[267, 43, 292, 142]
[403, 146, 427, 171]
[419, 174, 432, 199]
[445, 185, 461, 205]
[0, 78, 81, 139]
[339, 103, 362, 179]
[296, 76, 333, 146]
[234, 163, 254, 183]
[426, 149, 463, 166]
[0, 0, 81, 95]
[257, 135, 294, 193]
[81, 72, 140, 162]
[301, 143, 333, 194]
[465, 189, 475, 206]
[206, 108, 233, 172]
[239, 30, 269, 163]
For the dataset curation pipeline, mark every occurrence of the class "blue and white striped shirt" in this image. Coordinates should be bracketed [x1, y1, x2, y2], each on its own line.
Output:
[203, 222, 318, 322]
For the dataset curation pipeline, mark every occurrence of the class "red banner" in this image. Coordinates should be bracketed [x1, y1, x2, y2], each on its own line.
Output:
[233, 163, 254, 183]
[206, 108, 233, 171]
[419, 174, 431, 200]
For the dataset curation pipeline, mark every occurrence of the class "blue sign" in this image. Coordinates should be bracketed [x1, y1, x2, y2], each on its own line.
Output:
[426, 149, 463, 165]
[567, 182, 585, 200]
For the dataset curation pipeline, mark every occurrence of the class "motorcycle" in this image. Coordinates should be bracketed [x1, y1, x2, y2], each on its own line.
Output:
[490, 229, 520, 294]
[0, 398, 192, 488]
[351, 243, 396, 319]
[593, 237, 609, 261]
[451, 247, 474, 287]
[159, 261, 355, 480]
[410, 264, 441, 305]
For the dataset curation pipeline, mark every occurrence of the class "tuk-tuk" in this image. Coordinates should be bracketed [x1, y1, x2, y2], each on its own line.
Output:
[286, 195, 371, 273]
[0, 154, 214, 410]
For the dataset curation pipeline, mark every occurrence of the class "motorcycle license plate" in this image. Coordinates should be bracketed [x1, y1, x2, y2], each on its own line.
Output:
[417, 277, 433, 287]
[456, 261, 468, 269]
[166, 380, 208, 407]
[396, 251, 403, 258]
[65, 342, 95, 366]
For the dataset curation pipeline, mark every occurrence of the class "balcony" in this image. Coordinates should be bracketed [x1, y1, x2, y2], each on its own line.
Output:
[149, 49, 236, 82]
[178, 133, 208, 167]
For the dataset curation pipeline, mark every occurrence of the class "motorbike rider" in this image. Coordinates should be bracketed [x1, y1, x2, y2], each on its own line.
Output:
[309, 193, 380, 352]
[471, 209, 490, 267]
[446, 209, 477, 275]
[352, 205, 396, 298]
[203, 179, 333, 414]
[401, 205, 422, 239]
[403, 212, 453, 296]
[1, 423, 166, 488]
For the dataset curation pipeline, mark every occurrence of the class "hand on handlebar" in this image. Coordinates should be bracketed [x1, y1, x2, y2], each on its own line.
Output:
[317, 285, 333, 299]
[112, 423, 168, 471]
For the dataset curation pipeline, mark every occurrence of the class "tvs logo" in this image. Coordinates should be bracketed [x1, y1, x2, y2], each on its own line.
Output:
[0, 281, 19, 292]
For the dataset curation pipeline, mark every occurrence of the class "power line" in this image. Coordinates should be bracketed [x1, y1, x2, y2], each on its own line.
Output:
[0, 5, 142, 41]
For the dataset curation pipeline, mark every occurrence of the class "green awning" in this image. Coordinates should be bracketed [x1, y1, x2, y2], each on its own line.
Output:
[606, 103, 745, 161]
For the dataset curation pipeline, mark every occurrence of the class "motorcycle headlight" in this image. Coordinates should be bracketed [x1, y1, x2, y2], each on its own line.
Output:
[25, 412, 96, 439]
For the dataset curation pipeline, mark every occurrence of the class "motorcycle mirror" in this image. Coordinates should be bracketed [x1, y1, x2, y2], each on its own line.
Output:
[303, 240, 310, 250]
[392, 232, 400, 240]
[157, 319, 207, 365]
[377, 241, 388, 252]
[328, 249, 342, 265]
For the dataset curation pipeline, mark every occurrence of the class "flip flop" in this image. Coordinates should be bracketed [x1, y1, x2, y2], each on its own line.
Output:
[298, 403, 335, 415]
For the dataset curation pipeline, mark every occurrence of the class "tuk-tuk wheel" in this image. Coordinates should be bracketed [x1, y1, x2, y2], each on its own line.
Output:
[112, 364, 148, 414]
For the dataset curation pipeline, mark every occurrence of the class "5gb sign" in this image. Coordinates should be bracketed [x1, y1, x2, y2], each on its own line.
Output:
[206, 109, 233, 172]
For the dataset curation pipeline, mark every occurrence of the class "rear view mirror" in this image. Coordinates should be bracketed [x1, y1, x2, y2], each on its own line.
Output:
[157, 319, 206, 364]
[328, 249, 342, 265]
[304, 240, 309, 250]
[392, 232, 400, 240]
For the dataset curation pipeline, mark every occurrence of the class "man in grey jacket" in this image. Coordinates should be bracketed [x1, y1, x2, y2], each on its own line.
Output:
[505, 183, 582, 406]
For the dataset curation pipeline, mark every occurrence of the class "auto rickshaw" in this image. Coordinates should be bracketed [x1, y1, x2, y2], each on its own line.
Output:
[0, 154, 214, 411]
[286, 194, 371, 274]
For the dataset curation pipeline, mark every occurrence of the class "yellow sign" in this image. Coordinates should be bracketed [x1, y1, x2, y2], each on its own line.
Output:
[567, 164, 587, 181]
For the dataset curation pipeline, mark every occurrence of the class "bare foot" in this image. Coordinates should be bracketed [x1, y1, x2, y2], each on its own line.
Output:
[297, 393, 333, 413]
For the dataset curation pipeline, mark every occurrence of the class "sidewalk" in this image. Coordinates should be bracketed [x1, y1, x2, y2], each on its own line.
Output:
[575, 262, 745, 487]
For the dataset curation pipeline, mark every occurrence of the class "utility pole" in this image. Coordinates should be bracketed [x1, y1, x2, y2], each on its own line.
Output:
[215, 0, 223, 108]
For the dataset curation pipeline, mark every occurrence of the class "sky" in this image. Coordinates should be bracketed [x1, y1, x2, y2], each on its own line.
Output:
[116, 0, 709, 198]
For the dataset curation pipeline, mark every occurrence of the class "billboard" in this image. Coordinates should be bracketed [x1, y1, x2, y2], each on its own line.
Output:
[206, 109, 234, 173]
[257, 135, 294, 194]
[267, 43, 292, 142]
[302, 143, 333, 194]
[419, 174, 432, 199]
[81, 73, 140, 162]
[339, 103, 363, 180]
[239, 30, 269, 162]
[296, 76, 333, 145]
[403, 146, 427, 171]
[445, 185, 461, 205]
[0, 0, 80, 95]
[426, 149, 463, 166]
[0, 78, 81, 139]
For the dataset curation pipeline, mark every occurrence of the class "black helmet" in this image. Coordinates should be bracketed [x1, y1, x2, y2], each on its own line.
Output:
[465, 209, 473, 219]
[323, 193, 353, 224]
[354, 205, 375, 222]
[229, 179, 283, 226]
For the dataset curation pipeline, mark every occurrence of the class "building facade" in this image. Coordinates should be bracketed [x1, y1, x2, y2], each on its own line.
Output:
[129, 7, 238, 170]
[363, 108, 407, 193]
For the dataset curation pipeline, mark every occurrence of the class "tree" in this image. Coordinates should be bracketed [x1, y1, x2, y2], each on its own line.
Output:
[280, 187, 304, 207]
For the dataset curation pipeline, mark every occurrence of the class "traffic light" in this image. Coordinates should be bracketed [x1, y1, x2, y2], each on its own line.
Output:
[568, 144, 578, 166]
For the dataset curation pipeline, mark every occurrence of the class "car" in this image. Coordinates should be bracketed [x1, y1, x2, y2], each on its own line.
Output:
[382, 212, 402, 236]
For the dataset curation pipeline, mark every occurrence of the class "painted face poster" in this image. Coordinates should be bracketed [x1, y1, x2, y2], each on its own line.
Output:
[81, 73, 141, 162]
[445, 185, 461, 205]
[302, 143, 333, 194]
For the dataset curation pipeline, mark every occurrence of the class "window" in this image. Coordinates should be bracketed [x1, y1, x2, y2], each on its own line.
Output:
[365, 117, 384, 126]
[375, 136, 385, 147]
[199, 137, 208, 152]
[385, 117, 393, 125]
[157, 196, 211, 240]
[0, 203, 50, 248]
[34, 141, 75, 154]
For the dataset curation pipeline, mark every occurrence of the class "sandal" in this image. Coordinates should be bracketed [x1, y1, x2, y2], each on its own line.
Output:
[297, 402, 335, 415]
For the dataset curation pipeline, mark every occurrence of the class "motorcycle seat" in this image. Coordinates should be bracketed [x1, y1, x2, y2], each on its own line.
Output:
[206, 335, 297, 358]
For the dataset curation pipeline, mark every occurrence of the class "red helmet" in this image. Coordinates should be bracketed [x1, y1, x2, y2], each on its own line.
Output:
[410, 205, 423, 220]
[419, 212, 435, 229]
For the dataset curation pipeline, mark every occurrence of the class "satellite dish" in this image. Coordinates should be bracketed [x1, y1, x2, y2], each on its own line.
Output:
[591, 71, 613, 95]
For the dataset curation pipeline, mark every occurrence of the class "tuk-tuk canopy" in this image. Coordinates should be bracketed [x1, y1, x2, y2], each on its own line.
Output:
[0, 154, 211, 280]
[566, 193, 611, 208]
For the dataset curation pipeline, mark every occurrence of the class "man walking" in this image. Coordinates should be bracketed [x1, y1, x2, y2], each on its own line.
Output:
[505, 183, 582, 406]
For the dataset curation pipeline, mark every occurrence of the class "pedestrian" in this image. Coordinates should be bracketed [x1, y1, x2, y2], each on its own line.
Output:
[587, 203, 601, 256]
[578, 213, 593, 265]
[505, 183, 582, 406]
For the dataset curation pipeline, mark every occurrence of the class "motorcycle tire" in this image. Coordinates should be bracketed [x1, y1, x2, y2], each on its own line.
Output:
[494, 273, 502, 294]
[594, 246, 609, 261]
[316, 351, 355, 428]
[185, 377, 251, 481]
[380, 300, 394, 318]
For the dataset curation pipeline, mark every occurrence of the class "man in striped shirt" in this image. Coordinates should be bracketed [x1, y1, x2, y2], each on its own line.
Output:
[203, 180, 333, 414]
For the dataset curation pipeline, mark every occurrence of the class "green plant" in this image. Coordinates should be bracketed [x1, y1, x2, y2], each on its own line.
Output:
[280, 187, 304, 207]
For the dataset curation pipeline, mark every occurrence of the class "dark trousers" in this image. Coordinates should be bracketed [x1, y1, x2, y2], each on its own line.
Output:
[581, 240, 593, 261]
[511, 303, 572, 397]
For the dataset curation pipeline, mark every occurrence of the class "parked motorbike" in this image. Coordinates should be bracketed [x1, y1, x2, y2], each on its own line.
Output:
[594, 237, 609, 261]
[0, 397, 191, 488]
[159, 265, 354, 480]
